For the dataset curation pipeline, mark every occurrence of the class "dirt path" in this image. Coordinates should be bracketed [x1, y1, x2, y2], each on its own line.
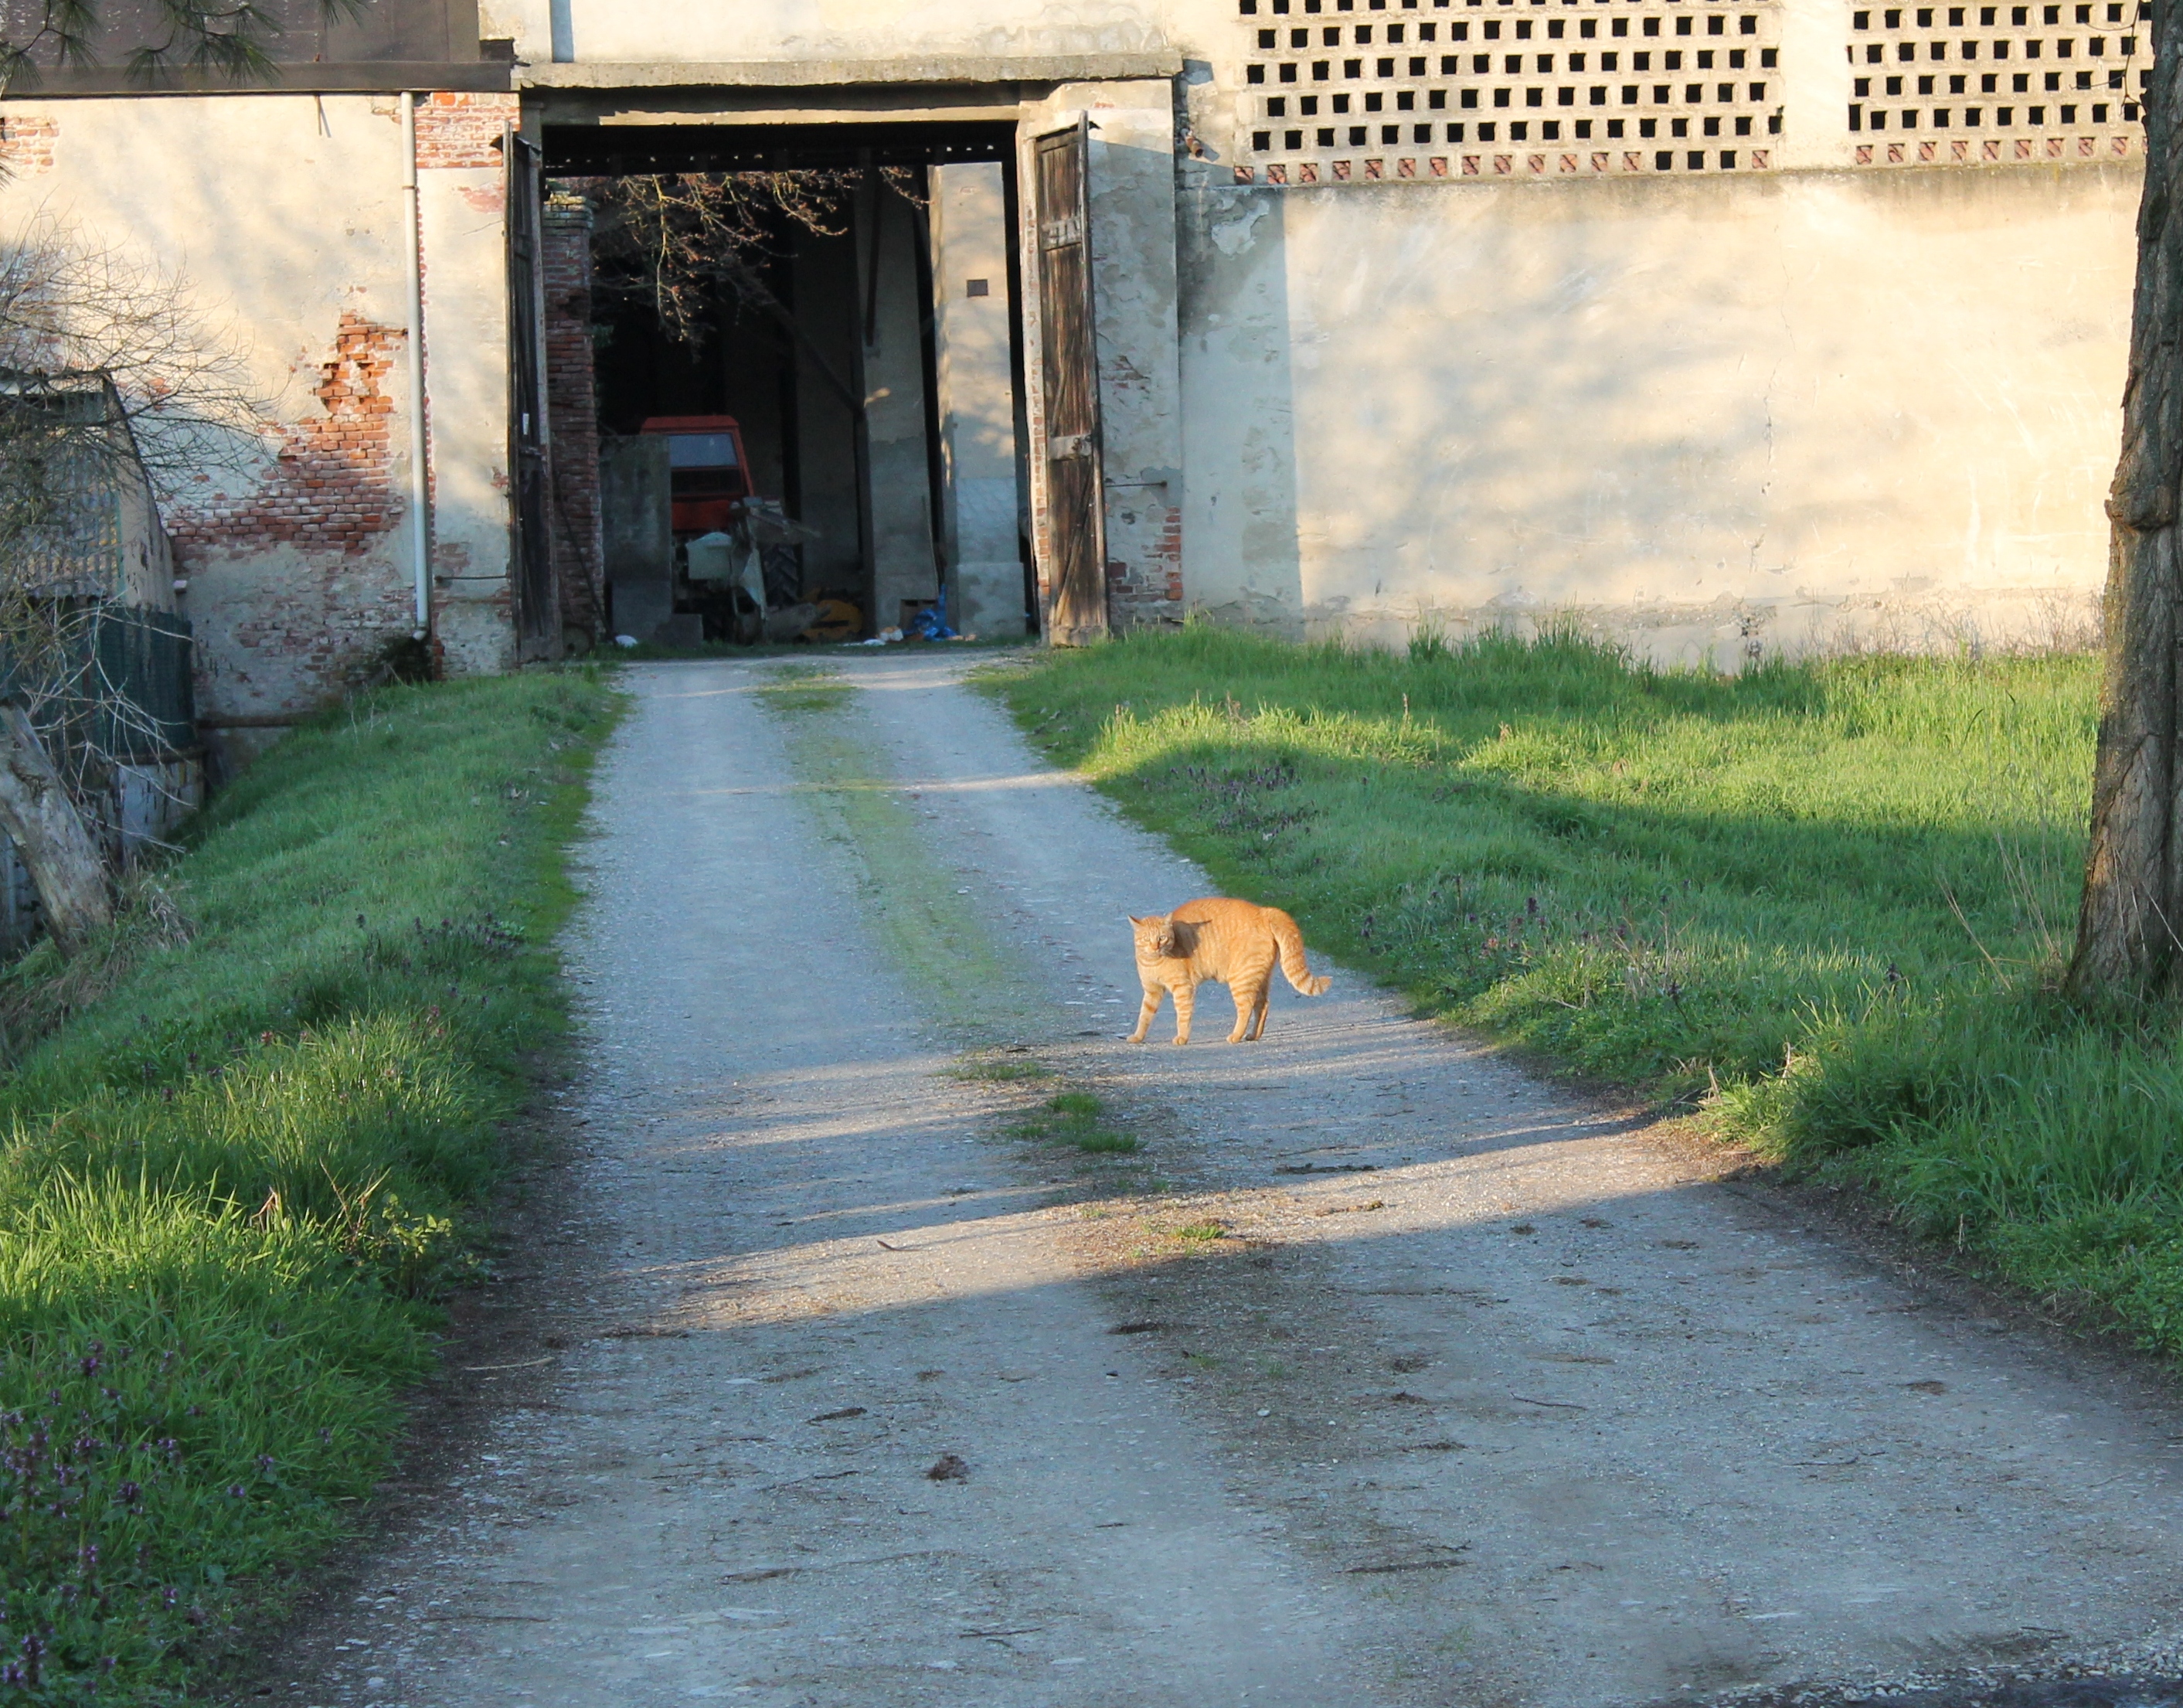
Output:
[268, 654, 2183, 1708]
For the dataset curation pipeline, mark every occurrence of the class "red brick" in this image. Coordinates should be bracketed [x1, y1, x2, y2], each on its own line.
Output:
[542, 196, 604, 640]
[170, 311, 403, 561]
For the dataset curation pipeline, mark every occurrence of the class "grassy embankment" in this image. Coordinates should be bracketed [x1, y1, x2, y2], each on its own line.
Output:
[0, 669, 617, 1703]
[989, 627, 2183, 1354]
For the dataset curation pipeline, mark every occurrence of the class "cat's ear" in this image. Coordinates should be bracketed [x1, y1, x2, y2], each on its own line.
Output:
[1126, 914, 1147, 926]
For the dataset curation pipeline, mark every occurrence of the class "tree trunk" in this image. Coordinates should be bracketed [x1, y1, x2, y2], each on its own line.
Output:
[2069, 13, 2183, 997]
[0, 703, 111, 958]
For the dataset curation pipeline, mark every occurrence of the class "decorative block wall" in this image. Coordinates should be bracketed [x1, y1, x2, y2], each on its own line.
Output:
[1223, 0, 2145, 181]
[1233, 0, 1781, 179]
[1846, 0, 2145, 167]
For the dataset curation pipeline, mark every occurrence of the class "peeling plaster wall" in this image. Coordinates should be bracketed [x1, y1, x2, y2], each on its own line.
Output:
[417, 93, 521, 676]
[0, 93, 515, 729]
[1175, 158, 2133, 665]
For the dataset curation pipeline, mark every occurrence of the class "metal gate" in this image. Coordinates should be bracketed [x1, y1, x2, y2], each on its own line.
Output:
[1032, 118, 1108, 646]
[506, 130, 558, 660]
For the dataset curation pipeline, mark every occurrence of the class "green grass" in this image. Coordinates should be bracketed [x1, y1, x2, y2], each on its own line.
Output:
[0, 668, 618, 1703]
[986, 625, 2183, 1355]
[944, 1051, 1056, 1084]
[1005, 1089, 1142, 1155]
[753, 666, 1039, 1043]
[756, 664, 854, 716]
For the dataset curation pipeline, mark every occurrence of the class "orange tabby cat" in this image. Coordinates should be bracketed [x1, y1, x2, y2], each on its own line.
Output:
[1126, 897, 1332, 1046]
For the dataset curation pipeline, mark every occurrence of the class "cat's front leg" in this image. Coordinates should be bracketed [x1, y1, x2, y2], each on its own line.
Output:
[1127, 984, 1162, 1043]
[1171, 982, 1195, 1045]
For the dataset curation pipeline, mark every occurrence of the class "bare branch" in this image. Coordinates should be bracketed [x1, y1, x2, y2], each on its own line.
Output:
[0, 221, 270, 913]
[579, 171, 905, 345]
[0, 216, 270, 497]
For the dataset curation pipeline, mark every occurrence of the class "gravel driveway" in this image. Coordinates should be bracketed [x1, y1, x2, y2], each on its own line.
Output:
[264, 653, 2183, 1708]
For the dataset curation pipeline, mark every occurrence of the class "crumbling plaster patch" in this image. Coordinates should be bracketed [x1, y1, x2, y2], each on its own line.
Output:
[170, 312, 401, 561]
[0, 94, 520, 708]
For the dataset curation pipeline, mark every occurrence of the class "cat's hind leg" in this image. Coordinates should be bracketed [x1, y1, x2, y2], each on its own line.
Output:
[1127, 985, 1163, 1044]
[1171, 983, 1195, 1045]
[1247, 988, 1272, 1040]
[1228, 978, 1269, 1043]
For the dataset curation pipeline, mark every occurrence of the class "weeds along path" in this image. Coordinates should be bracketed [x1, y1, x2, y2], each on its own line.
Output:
[282, 655, 2183, 1708]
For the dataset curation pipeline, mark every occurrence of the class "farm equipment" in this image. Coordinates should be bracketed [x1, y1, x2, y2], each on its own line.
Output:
[638, 415, 839, 643]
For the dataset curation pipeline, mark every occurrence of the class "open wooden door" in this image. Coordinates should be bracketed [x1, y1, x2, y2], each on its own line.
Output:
[506, 128, 559, 661]
[1032, 118, 1107, 645]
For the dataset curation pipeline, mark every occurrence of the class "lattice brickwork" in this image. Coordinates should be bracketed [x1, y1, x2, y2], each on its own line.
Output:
[1846, 0, 2145, 165]
[1229, 0, 1783, 182]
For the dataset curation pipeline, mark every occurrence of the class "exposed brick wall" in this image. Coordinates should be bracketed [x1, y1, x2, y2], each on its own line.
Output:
[1107, 495, 1186, 631]
[0, 113, 57, 175]
[215, 573, 416, 696]
[171, 312, 400, 559]
[414, 91, 517, 170]
[171, 311, 415, 720]
[148, 95, 527, 725]
[543, 195, 604, 642]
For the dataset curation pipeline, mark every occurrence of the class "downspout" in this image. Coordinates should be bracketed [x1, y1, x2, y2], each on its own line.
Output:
[400, 91, 431, 640]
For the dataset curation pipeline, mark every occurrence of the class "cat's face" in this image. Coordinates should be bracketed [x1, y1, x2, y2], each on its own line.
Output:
[1127, 914, 1178, 960]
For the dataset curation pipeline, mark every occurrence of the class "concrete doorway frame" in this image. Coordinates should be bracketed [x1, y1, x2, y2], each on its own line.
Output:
[522, 52, 1186, 645]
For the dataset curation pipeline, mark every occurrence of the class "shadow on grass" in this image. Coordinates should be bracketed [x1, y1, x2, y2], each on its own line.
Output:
[989, 627, 2183, 1359]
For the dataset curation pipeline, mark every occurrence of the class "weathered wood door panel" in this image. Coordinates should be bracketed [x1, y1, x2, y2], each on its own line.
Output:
[1032, 119, 1107, 645]
[506, 130, 559, 661]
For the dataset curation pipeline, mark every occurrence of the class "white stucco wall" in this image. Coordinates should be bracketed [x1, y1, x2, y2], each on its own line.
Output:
[417, 107, 522, 677]
[513, 0, 2135, 663]
[1175, 160, 2132, 663]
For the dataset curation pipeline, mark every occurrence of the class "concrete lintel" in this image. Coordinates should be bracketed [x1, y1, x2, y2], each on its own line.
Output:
[517, 53, 1182, 92]
[581, 104, 1025, 127]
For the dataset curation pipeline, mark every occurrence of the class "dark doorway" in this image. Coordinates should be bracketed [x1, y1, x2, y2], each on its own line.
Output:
[547, 121, 1036, 648]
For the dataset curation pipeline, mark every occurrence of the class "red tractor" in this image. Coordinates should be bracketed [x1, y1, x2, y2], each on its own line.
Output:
[637, 416, 846, 644]
[641, 414, 751, 535]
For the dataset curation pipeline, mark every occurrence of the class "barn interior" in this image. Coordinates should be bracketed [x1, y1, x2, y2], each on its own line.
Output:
[546, 121, 1035, 646]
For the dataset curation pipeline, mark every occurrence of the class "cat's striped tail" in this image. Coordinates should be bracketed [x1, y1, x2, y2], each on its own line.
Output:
[1271, 910, 1332, 996]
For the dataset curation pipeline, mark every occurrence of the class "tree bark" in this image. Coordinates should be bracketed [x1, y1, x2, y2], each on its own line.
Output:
[0, 702, 110, 958]
[2069, 9, 2183, 997]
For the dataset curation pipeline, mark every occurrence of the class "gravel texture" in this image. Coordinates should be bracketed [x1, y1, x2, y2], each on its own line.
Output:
[257, 654, 2183, 1708]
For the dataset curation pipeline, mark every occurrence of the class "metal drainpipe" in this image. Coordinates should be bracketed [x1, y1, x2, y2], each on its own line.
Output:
[400, 91, 432, 641]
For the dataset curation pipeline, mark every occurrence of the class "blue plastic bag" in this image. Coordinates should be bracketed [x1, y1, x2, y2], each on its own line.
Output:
[910, 589, 960, 641]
